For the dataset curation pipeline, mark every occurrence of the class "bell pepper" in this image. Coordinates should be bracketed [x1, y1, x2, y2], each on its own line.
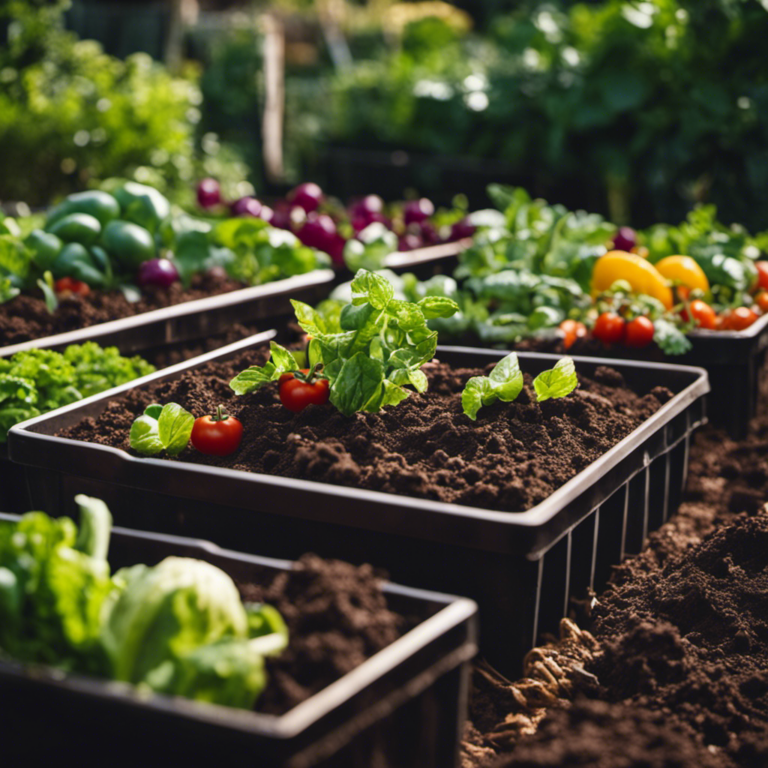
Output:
[655, 255, 710, 294]
[102, 220, 156, 269]
[592, 250, 673, 309]
[51, 243, 107, 288]
[112, 182, 170, 234]
[47, 213, 102, 248]
[25, 229, 63, 270]
[45, 190, 121, 229]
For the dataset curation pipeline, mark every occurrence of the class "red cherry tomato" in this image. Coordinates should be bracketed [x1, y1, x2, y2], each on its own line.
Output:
[756, 292, 768, 314]
[721, 307, 759, 331]
[190, 406, 243, 456]
[624, 316, 655, 348]
[756, 261, 768, 291]
[681, 299, 716, 330]
[278, 368, 330, 413]
[592, 312, 626, 345]
[559, 319, 587, 350]
[54, 277, 90, 296]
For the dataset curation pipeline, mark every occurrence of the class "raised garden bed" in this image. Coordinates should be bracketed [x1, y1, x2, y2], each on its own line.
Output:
[0, 272, 332, 359]
[0, 512, 477, 767]
[7, 335, 708, 674]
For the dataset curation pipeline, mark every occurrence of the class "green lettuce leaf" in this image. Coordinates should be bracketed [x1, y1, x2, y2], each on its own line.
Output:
[129, 402, 194, 456]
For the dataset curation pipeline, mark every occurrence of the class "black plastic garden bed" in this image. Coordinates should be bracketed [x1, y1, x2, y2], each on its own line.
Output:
[0, 514, 477, 768]
[6, 336, 708, 674]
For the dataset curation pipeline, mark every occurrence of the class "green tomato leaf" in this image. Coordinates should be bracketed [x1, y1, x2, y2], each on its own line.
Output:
[230, 342, 297, 395]
[417, 295, 460, 320]
[533, 358, 579, 402]
[330, 353, 385, 416]
[290, 299, 323, 336]
[157, 403, 195, 456]
[268, 341, 298, 373]
[350, 269, 394, 310]
[144, 403, 163, 420]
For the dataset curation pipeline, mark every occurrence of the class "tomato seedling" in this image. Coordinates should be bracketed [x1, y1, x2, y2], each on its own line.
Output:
[190, 405, 243, 456]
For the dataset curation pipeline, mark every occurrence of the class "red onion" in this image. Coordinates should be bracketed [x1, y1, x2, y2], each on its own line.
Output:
[138, 258, 179, 289]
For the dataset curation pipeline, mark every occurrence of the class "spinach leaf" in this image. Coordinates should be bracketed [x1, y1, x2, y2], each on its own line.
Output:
[129, 402, 194, 456]
[229, 341, 298, 395]
[461, 352, 524, 420]
[533, 358, 579, 402]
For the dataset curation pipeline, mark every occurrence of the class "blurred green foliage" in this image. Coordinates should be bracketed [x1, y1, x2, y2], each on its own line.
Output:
[299, 0, 768, 229]
[0, 0, 249, 207]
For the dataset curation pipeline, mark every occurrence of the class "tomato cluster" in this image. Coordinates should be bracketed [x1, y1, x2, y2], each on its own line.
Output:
[589, 313, 655, 348]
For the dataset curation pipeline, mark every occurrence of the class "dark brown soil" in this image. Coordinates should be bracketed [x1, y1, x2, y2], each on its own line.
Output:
[493, 698, 721, 768]
[58, 349, 672, 513]
[463, 415, 768, 768]
[0, 272, 246, 345]
[143, 321, 266, 369]
[240, 554, 405, 715]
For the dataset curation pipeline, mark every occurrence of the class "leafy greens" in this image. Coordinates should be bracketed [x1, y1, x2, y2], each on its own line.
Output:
[231, 269, 460, 416]
[129, 402, 195, 456]
[461, 353, 579, 419]
[0, 496, 288, 711]
[0, 343, 155, 442]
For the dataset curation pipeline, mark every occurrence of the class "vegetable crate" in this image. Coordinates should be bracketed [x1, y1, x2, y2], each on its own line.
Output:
[0, 268, 336, 514]
[0, 517, 477, 768]
[0, 270, 334, 360]
[7, 339, 709, 676]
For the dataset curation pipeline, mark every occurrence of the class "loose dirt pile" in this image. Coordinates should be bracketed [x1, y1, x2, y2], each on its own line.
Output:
[462, 415, 768, 767]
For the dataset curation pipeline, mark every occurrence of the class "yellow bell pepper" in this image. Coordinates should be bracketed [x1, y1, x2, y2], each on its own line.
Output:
[655, 255, 710, 294]
[591, 250, 673, 309]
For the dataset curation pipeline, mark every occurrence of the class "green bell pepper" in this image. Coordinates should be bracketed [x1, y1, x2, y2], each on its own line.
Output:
[102, 220, 156, 269]
[47, 213, 102, 247]
[25, 229, 62, 270]
[51, 243, 107, 287]
[46, 190, 121, 229]
[112, 182, 170, 234]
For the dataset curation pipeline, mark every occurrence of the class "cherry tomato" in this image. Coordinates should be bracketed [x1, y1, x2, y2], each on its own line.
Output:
[756, 292, 768, 314]
[721, 307, 759, 332]
[624, 316, 655, 348]
[676, 285, 691, 302]
[559, 319, 587, 350]
[278, 368, 330, 413]
[681, 299, 717, 330]
[54, 277, 90, 296]
[756, 261, 768, 291]
[592, 312, 626, 345]
[190, 406, 243, 456]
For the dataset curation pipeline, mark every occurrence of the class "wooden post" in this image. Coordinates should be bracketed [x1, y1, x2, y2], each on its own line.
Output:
[262, 13, 285, 184]
[165, 0, 199, 72]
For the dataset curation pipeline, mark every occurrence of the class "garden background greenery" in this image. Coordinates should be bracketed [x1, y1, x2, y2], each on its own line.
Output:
[3, 0, 768, 230]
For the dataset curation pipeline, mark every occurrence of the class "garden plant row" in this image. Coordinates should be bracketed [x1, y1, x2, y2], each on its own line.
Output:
[2, 179, 764, 767]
